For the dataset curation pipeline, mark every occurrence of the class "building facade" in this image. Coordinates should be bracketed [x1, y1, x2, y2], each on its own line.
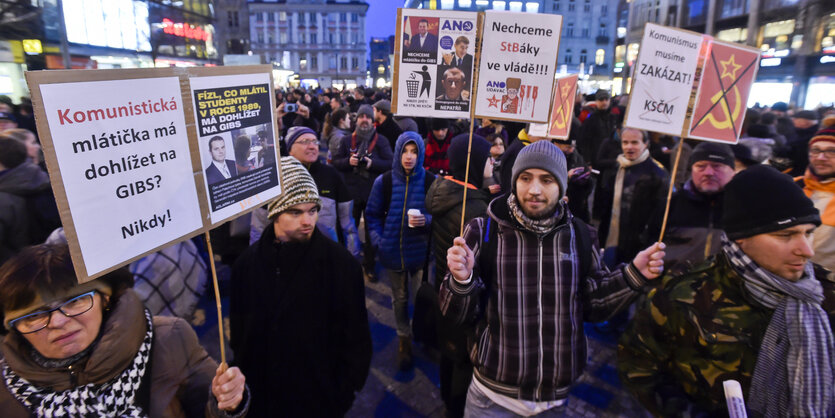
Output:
[621, 0, 835, 109]
[249, 0, 369, 89]
[216, 0, 252, 59]
[369, 35, 394, 88]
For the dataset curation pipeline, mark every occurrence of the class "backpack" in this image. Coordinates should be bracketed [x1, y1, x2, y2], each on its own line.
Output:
[478, 215, 594, 282]
[380, 170, 436, 216]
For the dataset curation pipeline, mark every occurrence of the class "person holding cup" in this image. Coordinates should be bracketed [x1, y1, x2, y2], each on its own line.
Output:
[365, 132, 435, 371]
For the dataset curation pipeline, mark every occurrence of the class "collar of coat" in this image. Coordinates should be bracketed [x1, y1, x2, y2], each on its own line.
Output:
[2, 290, 147, 391]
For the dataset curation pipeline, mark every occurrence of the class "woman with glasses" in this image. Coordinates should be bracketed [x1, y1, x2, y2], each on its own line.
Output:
[0, 244, 249, 417]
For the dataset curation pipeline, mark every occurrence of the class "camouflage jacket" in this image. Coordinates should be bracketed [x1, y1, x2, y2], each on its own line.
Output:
[617, 253, 835, 417]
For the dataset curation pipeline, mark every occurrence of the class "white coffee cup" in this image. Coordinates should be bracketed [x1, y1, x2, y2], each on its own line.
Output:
[407, 209, 421, 227]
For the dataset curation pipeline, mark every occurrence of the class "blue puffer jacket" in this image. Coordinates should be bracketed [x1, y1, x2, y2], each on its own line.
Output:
[366, 132, 433, 271]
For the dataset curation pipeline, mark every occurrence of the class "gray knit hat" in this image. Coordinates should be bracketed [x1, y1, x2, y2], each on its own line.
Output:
[267, 156, 321, 219]
[357, 104, 374, 119]
[511, 140, 568, 198]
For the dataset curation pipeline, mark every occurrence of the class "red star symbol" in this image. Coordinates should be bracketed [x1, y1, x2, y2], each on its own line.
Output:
[487, 95, 499, 108]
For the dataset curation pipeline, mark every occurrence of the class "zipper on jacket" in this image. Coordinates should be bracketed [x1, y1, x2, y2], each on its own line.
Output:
[400, 174, 409, 270]
[536, 235, 544, 401]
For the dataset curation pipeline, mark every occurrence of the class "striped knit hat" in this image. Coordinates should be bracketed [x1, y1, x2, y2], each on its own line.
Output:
[267, 156, 321, 219]
[808, 115, 835, 148]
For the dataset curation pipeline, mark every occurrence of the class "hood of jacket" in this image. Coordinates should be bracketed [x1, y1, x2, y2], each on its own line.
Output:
[425, 176, 490, 216]
[0, 163, 50, 196]
[392, 131, 426, 181]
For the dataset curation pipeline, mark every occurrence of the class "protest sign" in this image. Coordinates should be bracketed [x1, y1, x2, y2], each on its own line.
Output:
[27, 69, 204, 281]
[623, 23, 704, 137]
[474, 11, 562, 123]
[392, 8, 479, 119]
[547, 74, 578, 139]
[688, 41, 760, 144]
[187, 67, 281, 225]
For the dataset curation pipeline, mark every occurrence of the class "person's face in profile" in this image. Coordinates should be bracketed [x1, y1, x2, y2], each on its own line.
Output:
[418, 21, 428, 36]
[455, 41, 468, 58]
[210, 140, 226, 163]
[443, 74, 465, 99]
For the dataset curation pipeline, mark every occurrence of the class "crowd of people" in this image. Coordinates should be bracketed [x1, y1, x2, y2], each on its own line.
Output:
[1, 85, 834, 416]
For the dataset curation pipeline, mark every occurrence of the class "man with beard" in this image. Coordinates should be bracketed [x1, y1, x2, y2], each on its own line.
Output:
[230, 157, 372, 416]
[441, 141, 666, 416]
[332, 104, 393, 281]
[645, 142, 736, 270]
[796, 119, 835, 272]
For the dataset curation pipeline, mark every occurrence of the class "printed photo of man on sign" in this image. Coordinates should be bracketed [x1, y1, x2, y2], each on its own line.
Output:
[403, 17, 439, 64]
[689, 41, 760, 143]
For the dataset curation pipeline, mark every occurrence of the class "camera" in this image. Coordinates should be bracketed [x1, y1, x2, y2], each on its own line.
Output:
[285, 102, 298, 113]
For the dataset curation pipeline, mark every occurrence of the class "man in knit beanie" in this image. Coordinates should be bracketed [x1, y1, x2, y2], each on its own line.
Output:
[795, 116, 835, 271]
[441, 140, 666, 416]
[229, 156, 372, 416]
[645, 142, 736, 270]
[331, 103, 393, 281]
[620, 165, 835, 417]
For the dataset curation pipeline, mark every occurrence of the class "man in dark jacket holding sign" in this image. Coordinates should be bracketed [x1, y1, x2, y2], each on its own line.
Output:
[441, 141, 666, 416]
[230, 157, 372, 416]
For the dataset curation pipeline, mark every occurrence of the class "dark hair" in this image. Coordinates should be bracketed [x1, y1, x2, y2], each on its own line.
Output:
[323, 108, 349, 139]
[455, 36, 469, 46]
[234, 135, 252, 164]
[0, 128, 35, 144]
[0, 244, 132, 315]
[0, 137, 27, 169]
[208, 136, 224, 152]
[486, 133, 503, 145]
[419, 19, 429, 25]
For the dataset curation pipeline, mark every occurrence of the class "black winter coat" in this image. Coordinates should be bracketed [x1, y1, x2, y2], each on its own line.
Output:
[425, 177, 491, 285]
[594, 158, 669, 262]
[230, 226, 372, 417]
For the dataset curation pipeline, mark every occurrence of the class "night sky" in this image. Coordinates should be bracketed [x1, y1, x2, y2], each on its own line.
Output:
[365, 0, 400, 44]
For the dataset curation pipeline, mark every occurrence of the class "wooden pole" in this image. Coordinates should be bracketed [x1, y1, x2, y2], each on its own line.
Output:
[657, 142, 684, 243]
[459, 17, 483, 237]
[204, 231, 227, 370]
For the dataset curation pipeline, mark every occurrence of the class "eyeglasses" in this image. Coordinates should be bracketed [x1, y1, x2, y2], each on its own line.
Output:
[8, 291, 97, 334]
[296, 139, 320, 146]
[809, 148, 835, 159]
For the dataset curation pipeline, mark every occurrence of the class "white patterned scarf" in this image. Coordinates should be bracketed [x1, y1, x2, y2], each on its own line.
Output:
[507, 193, 562, 235]
[722, 236, 835, 417]
[1, 310, 154, 417]
[605, 149, 649, 248]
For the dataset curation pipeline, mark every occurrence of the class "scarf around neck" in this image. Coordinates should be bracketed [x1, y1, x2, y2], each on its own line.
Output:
[507, 193, 562, 235]
[722, 236, 835, 417]
[605, 149, 650, 248]
[1, 309, 154, 417]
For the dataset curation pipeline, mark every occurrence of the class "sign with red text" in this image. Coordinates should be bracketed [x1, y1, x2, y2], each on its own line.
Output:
[392, 8, 479, 119]
[688, 41, 760, 143]
[624, 23, 704, 136]
[29, 70, 203, 280]
[189, 71, 281, 224]
[547, 74, 578, 139]
[474, 11, 562, 123]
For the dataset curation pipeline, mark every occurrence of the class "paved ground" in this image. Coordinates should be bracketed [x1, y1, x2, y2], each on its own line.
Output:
[193, 262, 651, 417]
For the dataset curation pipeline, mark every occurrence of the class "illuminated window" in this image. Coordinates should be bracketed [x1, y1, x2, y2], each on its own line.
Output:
[595, 48, 605, 65]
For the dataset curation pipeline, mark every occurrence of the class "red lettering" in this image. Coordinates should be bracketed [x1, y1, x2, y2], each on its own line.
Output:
[57, 108, 72, 125]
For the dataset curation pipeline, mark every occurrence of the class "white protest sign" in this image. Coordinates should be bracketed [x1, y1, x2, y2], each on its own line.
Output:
[189, 71, 281, 225]
[33, 74, 203, 280]
[392, 8, 479, 119]
[623, 23, 704, 136]
[474, 11, 562, 123]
